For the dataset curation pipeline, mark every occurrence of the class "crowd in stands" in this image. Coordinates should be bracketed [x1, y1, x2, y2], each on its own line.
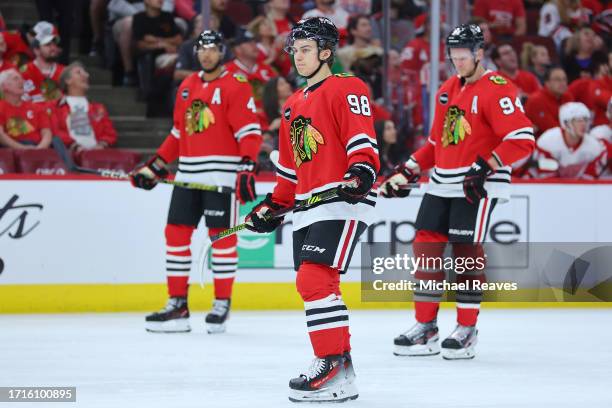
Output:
[0, 0, 610, 180]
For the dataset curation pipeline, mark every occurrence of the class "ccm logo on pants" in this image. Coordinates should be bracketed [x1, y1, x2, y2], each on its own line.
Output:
[302, 245, 326, 253]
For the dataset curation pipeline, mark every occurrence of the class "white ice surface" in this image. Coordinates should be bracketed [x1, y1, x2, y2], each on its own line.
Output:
[1, 309, 611, 408]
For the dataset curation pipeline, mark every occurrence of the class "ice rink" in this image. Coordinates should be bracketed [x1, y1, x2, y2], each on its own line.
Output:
[1, 308, 611, 408]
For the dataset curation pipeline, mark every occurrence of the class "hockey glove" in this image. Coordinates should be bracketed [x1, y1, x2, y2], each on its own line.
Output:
[462, 156, 493, 205]
[336, 162, 377, 205]
[130, 156, 169, 190]
[380, 157, 420, 198]
[245, 193, 284, 233]
[236, 157, 257, 204]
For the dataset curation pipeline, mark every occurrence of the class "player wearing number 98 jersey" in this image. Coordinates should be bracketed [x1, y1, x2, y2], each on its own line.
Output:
[381, 24, 535, 361]
[245, 17, 379, 403]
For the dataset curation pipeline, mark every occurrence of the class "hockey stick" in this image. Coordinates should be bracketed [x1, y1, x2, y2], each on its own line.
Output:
[52, 139, 235, 193]
[196, 180, 357, 287]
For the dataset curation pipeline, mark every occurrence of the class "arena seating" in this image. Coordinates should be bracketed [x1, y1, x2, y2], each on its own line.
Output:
[14, 148, 68, 175]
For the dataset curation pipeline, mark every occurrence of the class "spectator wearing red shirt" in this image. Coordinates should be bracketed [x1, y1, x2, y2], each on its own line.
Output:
[21, 21, 65, 103]
[569, 57, 612, 126]
[400, 14, 445, 77]
[1, 30, 33, 67]
[472, 0, 526, 39]
[52, 62, 117, 152]
[247, 16, 292, 78]
[265, 0, 294, 36]
[492, 43, 541, 98]
[588, 57, 612, 126]
[225, 29, 277, 113]
[525, 66, 574, 136]
[0, 69, 52, 149]
[0, 34, 16, 74]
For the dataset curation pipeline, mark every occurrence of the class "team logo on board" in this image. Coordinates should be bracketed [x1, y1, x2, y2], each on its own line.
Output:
[289, 115, 325, 168]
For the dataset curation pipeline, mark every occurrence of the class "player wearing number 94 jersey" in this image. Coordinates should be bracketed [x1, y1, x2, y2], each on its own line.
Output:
[381, 24, 535, 361]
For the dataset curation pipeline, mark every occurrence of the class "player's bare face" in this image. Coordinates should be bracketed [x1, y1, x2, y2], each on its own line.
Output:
[568, 118, 589, 138]
[449, 48, 477, 77]
[291, 39, 325, 77]
[197, 45, 222, 71]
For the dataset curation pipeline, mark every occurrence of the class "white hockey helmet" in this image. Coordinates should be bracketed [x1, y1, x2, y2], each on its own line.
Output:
[559, 102, 591, 131]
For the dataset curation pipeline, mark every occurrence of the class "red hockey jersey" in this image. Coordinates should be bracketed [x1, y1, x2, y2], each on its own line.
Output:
[412, 71, 535, 201]
[531, 127, 608, 179]
[224, 59, 277, 110]
[157, 70, 262, 187]
[272, 74, 380, 230]
[20, 61, 64, 103]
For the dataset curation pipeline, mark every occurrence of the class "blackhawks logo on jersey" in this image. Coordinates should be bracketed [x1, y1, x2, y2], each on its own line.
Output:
[41, 78, 61, 101]
[489, 75, 507, 85]
[289, 115, 325, 168]
[6, 117, 35, 137]
[442, 105, 472, 147]
[185, 99, 215, 135]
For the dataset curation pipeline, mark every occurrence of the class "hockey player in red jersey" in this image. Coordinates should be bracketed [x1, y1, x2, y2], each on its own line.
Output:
[381, 24, 535, 360]
[130, 30, 262, 334]
[245, 17, 379, 403]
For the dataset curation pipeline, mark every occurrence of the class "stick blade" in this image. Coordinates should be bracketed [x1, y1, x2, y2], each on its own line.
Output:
[197, 238, 213, 288]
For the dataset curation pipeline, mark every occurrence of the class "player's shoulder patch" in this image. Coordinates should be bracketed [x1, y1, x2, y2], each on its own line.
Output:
[488, 75, 508, 85]
[233, 73, 248, 83]
[334, 73, 355, 78]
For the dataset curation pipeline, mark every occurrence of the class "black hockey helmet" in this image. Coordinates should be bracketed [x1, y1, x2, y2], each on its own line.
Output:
[445, 23, 484, 56]
[195, 30, 226, 55]
[284, 17, 339, 55]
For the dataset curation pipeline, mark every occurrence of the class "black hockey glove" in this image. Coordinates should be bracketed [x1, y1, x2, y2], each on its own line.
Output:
[336, 162, 377, 205]
[130, 156, 169, 190]
[245, 193, 284, 233]
[380, 158, 420, 198]
[462, 156, 493, 205]
[236, 157, 257, 204]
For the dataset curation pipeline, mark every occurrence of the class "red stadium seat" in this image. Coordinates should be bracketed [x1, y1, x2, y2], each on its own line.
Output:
[0, 149, 16, 175]
[77, 149, 141, 173]
[14, 148, 68, 175]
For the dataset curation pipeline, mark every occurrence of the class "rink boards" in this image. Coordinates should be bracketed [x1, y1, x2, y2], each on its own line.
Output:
[1, 177, 611, 312]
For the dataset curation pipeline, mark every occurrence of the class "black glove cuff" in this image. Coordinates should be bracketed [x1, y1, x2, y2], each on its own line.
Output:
[349, 162, 377, 184]
[237, 157, 257, 173]
[148, 156, 169, 178]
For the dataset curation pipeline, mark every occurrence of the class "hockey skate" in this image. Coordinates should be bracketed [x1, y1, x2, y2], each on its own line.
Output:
[393, 320, 440, 356]
[145, 297, 191, 333]
[205, 298, 230, 334]
[288, 355, 359, 403]
[441, 324, 478, 360]
[343, 352, 356, 384]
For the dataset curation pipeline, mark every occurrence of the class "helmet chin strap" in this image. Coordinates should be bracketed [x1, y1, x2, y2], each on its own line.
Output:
[202, 60, 222, 74]
[303, 60, 326, 79]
